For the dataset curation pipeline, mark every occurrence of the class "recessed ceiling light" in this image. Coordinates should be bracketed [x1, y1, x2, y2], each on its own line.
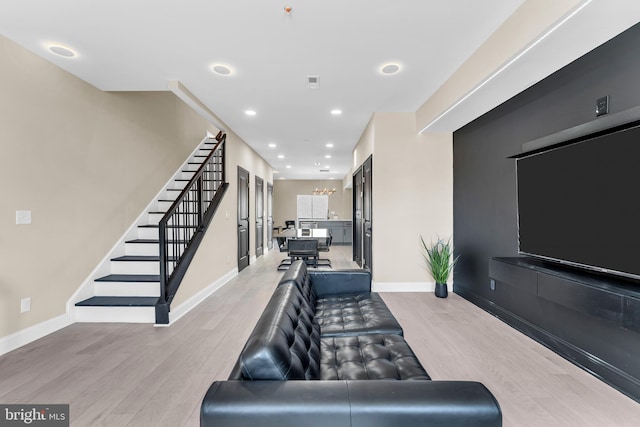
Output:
[326, 143, 334, 148]
[331, 109, 342, 116]
[324, 155, 331, 159]
[48, 44, 76, 58]
[277, 154, 285, 159]
[314, 162, 321, 166]
[380, 63, 401, 75]
[268, 143, 277, 148]
[286, 165, 292, 169]
[245, 110, 257, 116]
[273, 170, 280, 174]
[325, 165, 331, 169]
[212, 64, 232, 75]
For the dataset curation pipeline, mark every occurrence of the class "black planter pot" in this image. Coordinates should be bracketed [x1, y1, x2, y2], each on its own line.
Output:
[434, 282, 448, 298]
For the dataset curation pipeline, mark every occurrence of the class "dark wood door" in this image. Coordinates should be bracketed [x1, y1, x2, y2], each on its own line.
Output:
[353, 167, 363, 266]
[255, 176, 264, 258]
[363, 155, 373, 271]
[267, 183, 274, 250]
[237, 167, 250, 271]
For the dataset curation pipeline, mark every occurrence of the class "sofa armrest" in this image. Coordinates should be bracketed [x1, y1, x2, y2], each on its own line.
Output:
[201, 381, 351, 427]
[309, 270, 371, 297]
[201, 380, 502, 427]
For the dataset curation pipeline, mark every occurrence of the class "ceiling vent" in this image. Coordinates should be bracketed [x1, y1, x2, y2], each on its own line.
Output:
[319, 169, 330, 172]
[307, 76, 319, 89]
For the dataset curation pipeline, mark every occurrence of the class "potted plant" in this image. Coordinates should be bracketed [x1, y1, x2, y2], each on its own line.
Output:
[420, 236, 459, 298]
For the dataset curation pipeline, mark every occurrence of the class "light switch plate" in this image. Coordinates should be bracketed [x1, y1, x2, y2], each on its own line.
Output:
[16, 210, 32, 225]
[21, 297, 31, 313]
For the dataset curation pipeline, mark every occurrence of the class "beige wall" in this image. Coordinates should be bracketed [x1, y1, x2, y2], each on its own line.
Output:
[352, 112, 453, 285]
[353, 117, 374, 171]
[0, 35, 271, 338]
[415, 0, 581, 131]
[273, 180, 352, 229]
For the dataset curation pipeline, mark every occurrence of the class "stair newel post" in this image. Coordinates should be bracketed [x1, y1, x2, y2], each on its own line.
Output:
[156, 217, 170, 324]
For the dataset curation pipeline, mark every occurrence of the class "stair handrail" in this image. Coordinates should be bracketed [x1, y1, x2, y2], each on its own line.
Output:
[156, 132, 228, 323]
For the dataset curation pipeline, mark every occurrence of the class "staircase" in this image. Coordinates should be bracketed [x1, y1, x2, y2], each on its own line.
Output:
[74, 134, 227, 324]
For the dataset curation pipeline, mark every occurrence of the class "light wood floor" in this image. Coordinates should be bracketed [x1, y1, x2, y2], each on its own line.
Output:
[1, 245, 638, 426]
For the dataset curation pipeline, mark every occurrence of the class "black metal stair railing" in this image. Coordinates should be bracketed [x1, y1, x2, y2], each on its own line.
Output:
[156, 133, 228, 324]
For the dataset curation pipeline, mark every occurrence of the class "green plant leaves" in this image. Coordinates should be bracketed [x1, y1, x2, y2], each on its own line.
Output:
[420, 236, 459, 284]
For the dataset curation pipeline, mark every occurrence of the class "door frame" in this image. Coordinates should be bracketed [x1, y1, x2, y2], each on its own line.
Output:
[255, 175, 264, 258]
[237, 166, 250, 271]
[267, 182, 274, 250]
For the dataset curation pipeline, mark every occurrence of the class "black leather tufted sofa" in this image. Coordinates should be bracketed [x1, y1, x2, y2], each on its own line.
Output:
[201, 261, 502, 427]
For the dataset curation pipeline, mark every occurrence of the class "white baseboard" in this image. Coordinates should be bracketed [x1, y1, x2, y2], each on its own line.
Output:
[0, 314, 72, 357]
[161, 267, 238, 326]
[373, 281, 447, 292]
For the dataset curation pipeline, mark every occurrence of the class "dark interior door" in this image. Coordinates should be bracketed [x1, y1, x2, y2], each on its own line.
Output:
[267, 183, 274, 250]
[353, 167, 363, 266]
[238, 167, 250, 271]
[363, 155, 373, 271]
[255, 176, 264, 258]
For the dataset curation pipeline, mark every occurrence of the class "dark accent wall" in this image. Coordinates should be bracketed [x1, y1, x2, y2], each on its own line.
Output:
[453, 23, 640, 399]
[453, 22, 640, 299]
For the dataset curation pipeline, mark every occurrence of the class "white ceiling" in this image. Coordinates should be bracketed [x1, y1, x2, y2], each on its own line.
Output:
[1, 1, 639, 180]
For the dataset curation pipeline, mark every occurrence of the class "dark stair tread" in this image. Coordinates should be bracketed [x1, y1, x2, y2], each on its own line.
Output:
[138, 224, 197, 230]
[112, 255, 158, 262]
[148, 210, 198, 214]
[125, 238, 189, 244]
[111, 255, 178, 262]
[75, 296, 159, 307]
[96, 274, 160, 282]
[125, 238, 158, 244]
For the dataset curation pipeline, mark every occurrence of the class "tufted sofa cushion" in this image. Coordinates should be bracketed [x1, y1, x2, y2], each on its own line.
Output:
[278, 261, 403, 337]
[315, 293, 404, 337]
[238, 284, 321, 380]
[320, 334, 431, 381]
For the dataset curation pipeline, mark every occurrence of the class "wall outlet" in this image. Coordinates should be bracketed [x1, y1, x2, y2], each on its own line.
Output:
[16, 210, 32, 225]
[226, 255, 231, 265]
[225, 210, 230, 219]
[20, 297, 31, 313]
[596, 95, 609, 116]
[490, 279, 496, 291]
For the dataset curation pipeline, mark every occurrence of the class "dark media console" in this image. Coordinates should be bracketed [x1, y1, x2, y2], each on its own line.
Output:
[489, 257, 640, 402]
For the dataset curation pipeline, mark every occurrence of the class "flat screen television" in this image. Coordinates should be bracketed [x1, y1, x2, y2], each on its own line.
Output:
[516, 122, 640, 281]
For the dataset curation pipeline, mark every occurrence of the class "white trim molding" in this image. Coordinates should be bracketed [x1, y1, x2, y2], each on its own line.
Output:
[0, 314, 72, 357]
[160, 267, 238, 326]
[373, 281, 450, 293]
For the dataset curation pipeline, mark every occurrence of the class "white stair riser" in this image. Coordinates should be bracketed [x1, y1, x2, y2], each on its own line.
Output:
[138, 228, 195, 241]
[75, 306, 156, 323]
[148, 213, 164, 223]
[184, 163, 201, 171]
[138, 227, 158, 240]
[95, 282, 160, 297]
[125, 242, 158, 256]
[111, 261, 159, 275]
[125, 243, 182, 256]
[148, 212, 198, 223]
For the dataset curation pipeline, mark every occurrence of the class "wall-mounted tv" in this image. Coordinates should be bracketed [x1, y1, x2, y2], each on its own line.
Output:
[516, 122, 640, 281]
